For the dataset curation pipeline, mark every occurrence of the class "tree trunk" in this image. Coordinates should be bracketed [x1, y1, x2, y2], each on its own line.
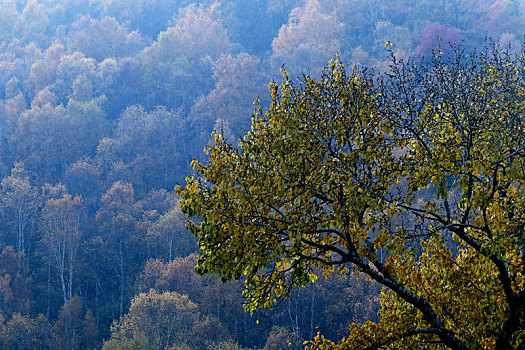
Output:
[119, 239, 124, 318]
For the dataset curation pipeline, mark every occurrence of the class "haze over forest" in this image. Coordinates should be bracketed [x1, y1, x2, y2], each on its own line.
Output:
[0, 0, 522, 349]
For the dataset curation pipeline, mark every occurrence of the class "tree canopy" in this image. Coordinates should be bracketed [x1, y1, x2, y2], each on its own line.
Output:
[178, 45, 525, 349]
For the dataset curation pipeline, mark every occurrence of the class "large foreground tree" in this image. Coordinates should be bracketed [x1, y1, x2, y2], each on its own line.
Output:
[178, 45, 525, 349]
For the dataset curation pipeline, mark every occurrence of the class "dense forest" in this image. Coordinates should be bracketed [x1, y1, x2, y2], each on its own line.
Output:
[0, 0, 523, 349]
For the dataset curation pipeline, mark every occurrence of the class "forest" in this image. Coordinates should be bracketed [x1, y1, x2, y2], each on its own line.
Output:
[0, 0, 523, 349]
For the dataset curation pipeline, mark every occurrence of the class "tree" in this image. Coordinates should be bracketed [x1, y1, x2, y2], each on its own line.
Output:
[25, 43, 63, 99]
[264, 325, 298, 350]
[0, 246, 32, 316]
[10, 96, 92, 183]
[0, 312, 51, 349]
[66, 15, 145, 61]
[42, 192, 83, 303]
[64, 157, 103, 214]
[66, 92, 109, 158]
[0, 0, 18, 43]
[13, 0, 50, 47]
[136, 255, 256, 347]
[146, 200, 195, 261]
[178, 45, 525, 349]
[93, 106, 187, 194]
[53, 51, 100, 104]
[188, 53, 270, 154]
[52, 295, 97, 350]
[271, 0, 343, 77]
[138, 3, 232, 109]
[102, 289, 200, 350]
[417, 23, 461, 57]
[110, 106, 186, 192]
[96, 181, 142, 318]
[0, 162, 39, 256]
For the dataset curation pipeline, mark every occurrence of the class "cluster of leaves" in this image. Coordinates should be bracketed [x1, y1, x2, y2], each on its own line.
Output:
[179, 43, 525, 349]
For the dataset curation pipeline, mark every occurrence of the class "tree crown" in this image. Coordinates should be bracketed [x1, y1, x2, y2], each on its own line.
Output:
[178, 44, 525, 349]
